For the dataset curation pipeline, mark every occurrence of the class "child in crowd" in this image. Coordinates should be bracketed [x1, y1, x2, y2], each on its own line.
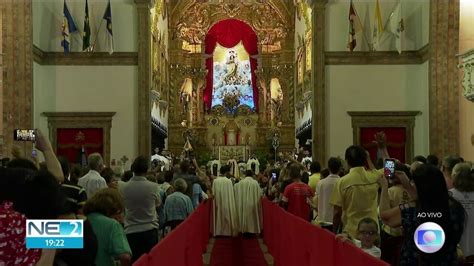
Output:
[337, 217, 381, 258]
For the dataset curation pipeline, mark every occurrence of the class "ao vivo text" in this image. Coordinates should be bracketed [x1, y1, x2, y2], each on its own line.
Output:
[417, 212, 443, 218]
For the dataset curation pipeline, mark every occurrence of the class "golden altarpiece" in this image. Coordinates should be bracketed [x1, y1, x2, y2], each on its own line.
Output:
[150, 0, 300, 159]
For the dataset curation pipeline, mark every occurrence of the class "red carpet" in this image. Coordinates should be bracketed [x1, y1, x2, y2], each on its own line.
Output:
[210, 236, 267, 266]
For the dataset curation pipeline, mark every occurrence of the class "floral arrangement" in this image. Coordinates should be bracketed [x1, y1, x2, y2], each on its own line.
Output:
[222, 93, 240, 114]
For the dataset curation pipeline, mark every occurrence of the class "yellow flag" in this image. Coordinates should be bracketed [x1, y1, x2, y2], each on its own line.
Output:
[372, 0, 384, 51]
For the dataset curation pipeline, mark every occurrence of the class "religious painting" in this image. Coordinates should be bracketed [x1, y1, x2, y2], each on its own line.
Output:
[211, 42, 255, 110]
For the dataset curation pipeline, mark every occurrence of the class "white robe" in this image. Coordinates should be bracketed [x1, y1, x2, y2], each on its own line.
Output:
[228, 159, 238, 178]
[208, 160, 221, 177]
[212, 176, 239, 236]
[246, 158, 260, 175]
[234, 176, 262, 234]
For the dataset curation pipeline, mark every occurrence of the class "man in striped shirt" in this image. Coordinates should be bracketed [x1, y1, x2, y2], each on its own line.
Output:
[59, 156, 87, 215]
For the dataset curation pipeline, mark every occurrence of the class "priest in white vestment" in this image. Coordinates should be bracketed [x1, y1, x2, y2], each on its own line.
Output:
[227, 158, 238, 179]
[234, 170, 262, 234]
[212, 165, 239, 236]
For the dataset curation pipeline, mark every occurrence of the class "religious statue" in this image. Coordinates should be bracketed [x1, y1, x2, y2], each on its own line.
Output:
[245, 133, 251, 145]
[212, 44, 255, 110]
[272, 93, 283, 119]
[180, 90, 190, 113]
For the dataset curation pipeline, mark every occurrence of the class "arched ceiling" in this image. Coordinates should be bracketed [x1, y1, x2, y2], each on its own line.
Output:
[169, 0, 295, 46]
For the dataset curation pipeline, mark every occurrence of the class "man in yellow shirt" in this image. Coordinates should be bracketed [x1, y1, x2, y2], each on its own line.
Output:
[308, 161, 321, 192]
[330, 145, 382, 238]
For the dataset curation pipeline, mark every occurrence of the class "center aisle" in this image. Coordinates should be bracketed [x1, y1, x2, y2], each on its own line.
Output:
[209, 236, 269, 266]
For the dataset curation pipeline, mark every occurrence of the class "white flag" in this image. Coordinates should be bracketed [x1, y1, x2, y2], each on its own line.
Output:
[389, 2, 404, 54]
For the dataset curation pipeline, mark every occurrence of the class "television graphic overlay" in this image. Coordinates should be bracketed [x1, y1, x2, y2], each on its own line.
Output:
[26, 220, 83, 249]
[414, 222, 445, 253]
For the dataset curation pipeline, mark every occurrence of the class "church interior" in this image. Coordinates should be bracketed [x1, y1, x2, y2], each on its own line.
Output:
[0, 0, 470, 165]
[1, 0, 474, 265]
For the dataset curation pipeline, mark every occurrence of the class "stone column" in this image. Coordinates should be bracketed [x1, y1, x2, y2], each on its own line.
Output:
[134, 0, 152, 157]
[429, 0, 460, 157]
[311, 0, 328, 164]
[2, 0, 33, 157]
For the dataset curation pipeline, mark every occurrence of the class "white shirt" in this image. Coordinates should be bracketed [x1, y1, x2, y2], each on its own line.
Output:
[450, 188, 474, 257]
[354, 239, 381, 258]
[78, 170, 107, 198]
[315, 174, 339, 224]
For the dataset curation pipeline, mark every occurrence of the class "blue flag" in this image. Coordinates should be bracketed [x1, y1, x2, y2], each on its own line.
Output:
[61, 0, 78, 53]
[103, 0, 113, 54]
[83, 0, 91, 51]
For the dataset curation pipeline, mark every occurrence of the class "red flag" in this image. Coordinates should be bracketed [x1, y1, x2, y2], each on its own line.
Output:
[347, 0, 362, 51]
[348, 1, 356, 51]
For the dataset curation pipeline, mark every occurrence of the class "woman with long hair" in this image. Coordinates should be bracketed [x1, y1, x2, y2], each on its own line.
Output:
[380, 164, 465, 265]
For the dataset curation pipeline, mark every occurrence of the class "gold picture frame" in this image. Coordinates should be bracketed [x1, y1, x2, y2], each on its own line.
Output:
[297, 46, 304, 85]
[305, 30, 312, 73]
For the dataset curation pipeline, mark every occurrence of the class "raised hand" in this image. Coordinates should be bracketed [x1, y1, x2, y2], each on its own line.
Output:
[34, 129, 53, 153]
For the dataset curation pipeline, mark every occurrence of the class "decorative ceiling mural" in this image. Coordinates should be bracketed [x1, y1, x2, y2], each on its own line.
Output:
[171, 0, 293, 47]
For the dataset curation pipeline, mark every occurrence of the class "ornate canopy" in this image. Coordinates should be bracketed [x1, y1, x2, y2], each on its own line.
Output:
[169, 0, 293, 47]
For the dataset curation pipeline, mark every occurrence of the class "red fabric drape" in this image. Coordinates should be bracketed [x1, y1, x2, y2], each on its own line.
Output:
[360, 127, 406, 163]
[136, 201, 211, 266]
[204, 19, 259, 112]
[262, 199, 389, 266]
[56, 128, 103, 164]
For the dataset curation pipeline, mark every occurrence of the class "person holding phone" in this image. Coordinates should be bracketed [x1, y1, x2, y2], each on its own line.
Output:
[379, 165, 465, 265]
[380, 162, 413, 265]
[330, 145, 382, 238]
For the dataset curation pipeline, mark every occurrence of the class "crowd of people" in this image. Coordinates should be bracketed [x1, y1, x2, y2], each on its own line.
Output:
[257, 133, 474, 266]
[0, 130, 473, 266]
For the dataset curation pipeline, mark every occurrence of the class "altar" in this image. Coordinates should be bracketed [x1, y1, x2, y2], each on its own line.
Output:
[217, 145, 250, 162]
[163, 14, 296, 157]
